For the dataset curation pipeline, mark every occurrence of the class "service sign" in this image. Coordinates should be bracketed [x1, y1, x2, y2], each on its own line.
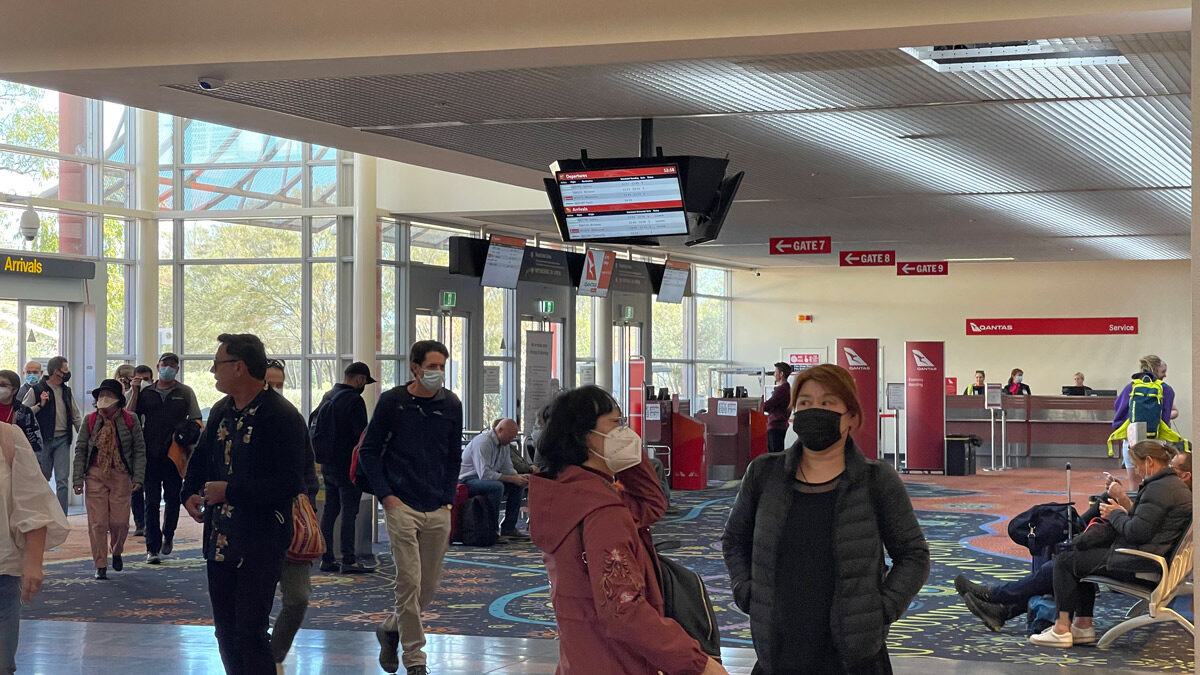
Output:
[840, 250, 894, 267]
[0, 253, 95, 280]
[965, 317, 1138, 336]
[769, 236, 831, 255]
[897, 261, 948, 276]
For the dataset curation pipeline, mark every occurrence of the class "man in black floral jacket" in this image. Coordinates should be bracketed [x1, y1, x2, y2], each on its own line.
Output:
[182, 333, 305, 675]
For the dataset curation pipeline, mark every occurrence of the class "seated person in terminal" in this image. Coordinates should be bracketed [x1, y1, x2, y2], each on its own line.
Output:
[963, 370, 986, 395]
[459, 418, 529, 541]
[1004, 368, 1031, 395]
[955, 446, 1191, 636]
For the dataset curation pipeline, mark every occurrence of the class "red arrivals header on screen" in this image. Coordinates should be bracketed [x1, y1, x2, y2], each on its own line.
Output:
[965, 317, 1138, 336]
[564, 200, 683, 214]
[557, 166, 678, 181]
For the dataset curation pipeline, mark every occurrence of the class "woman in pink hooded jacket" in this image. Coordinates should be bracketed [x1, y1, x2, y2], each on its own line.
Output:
[529, 386, 726, 675]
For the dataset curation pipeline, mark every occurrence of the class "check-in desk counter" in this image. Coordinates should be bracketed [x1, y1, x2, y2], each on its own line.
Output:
[699, 397, 762, 481]
[945, 395, 1116, 469]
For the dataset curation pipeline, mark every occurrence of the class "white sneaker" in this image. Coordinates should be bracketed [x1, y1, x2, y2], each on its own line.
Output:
[1070, 625, 1096, 645]
[1030, 625, 1073, 648]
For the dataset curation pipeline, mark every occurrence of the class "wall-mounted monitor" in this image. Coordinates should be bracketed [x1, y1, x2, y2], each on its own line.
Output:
[655, 260, 689, 304]
[480, 234, 526, 289]
[552, 164, 688, 242]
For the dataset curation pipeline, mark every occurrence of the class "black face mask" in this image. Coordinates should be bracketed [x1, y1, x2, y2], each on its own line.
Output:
[792, 408, 845, 451]
[58, 370, 71, 384]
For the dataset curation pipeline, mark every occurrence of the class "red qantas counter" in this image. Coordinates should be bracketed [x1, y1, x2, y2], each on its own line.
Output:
[945, 395, 1117, 470]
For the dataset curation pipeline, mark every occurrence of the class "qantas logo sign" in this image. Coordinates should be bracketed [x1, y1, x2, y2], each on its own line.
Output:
[842, 347, 870, 368]
[965, 317, 1138, 335]
[911, 350, 937, 369]
[968, 321, 1013, 333]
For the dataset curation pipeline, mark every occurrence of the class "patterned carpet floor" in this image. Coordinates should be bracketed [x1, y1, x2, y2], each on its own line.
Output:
[26, 470, 1194, 671]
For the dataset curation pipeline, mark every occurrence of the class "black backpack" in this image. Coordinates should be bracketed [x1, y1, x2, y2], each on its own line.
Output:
[1007, 502, 1081, 561]
[458, 495, 499, 547]
[308, 388, 350, 465]
[655, 544, 722, 661]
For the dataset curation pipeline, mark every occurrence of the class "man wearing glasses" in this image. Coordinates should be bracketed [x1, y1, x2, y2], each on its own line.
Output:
[182, 334, 305, 674]
[131, 352, 201, 564]
[357, 340, 463, 675]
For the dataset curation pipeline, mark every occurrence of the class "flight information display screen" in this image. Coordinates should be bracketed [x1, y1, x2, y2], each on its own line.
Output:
[556, 165, 688, 240]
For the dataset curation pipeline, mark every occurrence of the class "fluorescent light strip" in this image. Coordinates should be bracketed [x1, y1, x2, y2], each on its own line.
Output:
[943, 257, 1016, 262]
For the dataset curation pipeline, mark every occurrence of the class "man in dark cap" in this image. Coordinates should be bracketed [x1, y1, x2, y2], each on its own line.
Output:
[313, 361, 376, 574]
[132, 352, 201, 564]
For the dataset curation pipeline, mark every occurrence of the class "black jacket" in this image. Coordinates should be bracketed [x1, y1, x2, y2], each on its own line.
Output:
[181, 389, 305, 564]
[722, 438, 930, 672]
[28, 379, 77, 440]
[314, 383, 368, 471]
[357, 384, 463, 512]
[135, 382, 201, 459]
[1106, 468, 1191, 573]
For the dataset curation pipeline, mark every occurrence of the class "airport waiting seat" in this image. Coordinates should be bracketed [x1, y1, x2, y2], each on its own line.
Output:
[1082, 525, 1193, 649]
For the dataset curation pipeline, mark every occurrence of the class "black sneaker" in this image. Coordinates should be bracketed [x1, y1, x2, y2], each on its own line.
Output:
[963, 592, 1022, 632]
[341, 561, 374, 574]
[319, 560, 339, 573]
[161, 538, 173, 555]
[406, 666, 428, 675]
[112, 554, 123, 571]
[954, 573, 992, 600]
[146, 553, 161, 565]
[376, 624, 400, 673]
[133, 527, 145, 537]
[94, 568, 108, 580]
[500, 530, 530, 540]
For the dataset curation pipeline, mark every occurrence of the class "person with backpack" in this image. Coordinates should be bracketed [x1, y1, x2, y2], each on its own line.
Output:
[1110, 354, 1180, 488]
[357, 341, 462, 675]
[723, 364, 930, 674]
[528, 385, 727, 675]
[133, 353, 202, 565]
[459, 418, 528, 543]
[311, 361, 375, 575]
[71, 379, 146, 580]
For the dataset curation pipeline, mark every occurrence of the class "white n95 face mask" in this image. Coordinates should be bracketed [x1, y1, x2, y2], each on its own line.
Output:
[590, 426, 644, 473]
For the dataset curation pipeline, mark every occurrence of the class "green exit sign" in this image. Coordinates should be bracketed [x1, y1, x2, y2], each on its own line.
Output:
[537, 299, 555, 314]
[621, 305, 635, 320]
[439, 290, 457, 310]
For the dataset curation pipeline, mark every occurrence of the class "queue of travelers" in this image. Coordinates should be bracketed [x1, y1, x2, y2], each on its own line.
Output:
[0, 343, 1189, 674]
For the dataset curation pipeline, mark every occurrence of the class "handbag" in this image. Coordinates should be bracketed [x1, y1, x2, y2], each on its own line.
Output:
[1070, 516, 1116, 551]
[286, 495, 326, 563]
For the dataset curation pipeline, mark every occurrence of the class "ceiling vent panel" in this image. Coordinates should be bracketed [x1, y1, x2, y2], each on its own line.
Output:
[901, 40, 1129, 72]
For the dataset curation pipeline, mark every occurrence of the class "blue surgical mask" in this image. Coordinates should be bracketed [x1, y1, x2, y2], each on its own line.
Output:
[1014, 375, 1023, 383]
[159, 366, 178, 382]
[24, 374, 39, 386]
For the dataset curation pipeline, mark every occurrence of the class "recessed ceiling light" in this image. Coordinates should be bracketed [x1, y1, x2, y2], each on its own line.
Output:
[943, 257, 1015, 262]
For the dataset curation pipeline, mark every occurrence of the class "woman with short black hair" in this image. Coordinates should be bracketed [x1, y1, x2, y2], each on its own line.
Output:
[529, 385, 726, 675]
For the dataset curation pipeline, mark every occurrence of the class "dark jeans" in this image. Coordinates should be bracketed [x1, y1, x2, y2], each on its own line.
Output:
[131, 486, 145, 529]
[766, 428, 787, 453]
[207, 558, 283, 675]
[144, 455, 182, 555]
[991, 559, 1055, 606]
[462, 477, 522, 533]
[320, 466, 362, 564]
[1051, 547, 1110, 617]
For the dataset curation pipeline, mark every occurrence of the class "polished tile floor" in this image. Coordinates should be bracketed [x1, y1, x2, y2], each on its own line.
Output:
[14, 620, 1163, 674]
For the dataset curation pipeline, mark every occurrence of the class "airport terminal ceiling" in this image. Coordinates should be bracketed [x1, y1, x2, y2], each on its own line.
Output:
[2, 23, 1191, 267]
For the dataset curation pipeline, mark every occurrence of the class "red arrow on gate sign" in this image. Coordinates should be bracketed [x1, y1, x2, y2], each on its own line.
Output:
[896, 261, 948, 276]
[768, 237, 831, 255]
[840, 250, 895, 266]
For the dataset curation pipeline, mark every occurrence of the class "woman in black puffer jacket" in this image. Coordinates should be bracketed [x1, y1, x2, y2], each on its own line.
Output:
[1029, 440, 1191, 648]
[722, 364, 930, 674]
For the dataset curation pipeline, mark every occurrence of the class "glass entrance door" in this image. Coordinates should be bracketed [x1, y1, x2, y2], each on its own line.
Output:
[611, 322, 643, 413]
[18, 302, 67, 369]
[414, 311, 469, 419]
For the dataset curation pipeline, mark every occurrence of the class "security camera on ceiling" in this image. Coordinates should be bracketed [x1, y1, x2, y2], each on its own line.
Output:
[197, 77, 225, 91]
[19, 205, 39, 241]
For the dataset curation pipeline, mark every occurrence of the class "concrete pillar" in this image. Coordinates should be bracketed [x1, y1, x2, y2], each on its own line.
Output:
[134, 108, 159, 366]
[595, 295, 613, 392]
[352, 153, 380, 560]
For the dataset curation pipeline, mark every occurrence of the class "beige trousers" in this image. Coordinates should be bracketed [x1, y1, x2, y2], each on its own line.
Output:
[382, 503, 452, 669]
[84, 466, 133, 569]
